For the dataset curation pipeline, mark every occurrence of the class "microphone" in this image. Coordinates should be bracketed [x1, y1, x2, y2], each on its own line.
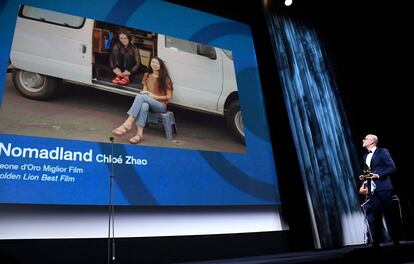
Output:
[108, 135, 116, 263]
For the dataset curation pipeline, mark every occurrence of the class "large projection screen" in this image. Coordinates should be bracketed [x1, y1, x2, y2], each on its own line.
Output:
[1, 1, 280, 207]
[0, 0, 289, 241]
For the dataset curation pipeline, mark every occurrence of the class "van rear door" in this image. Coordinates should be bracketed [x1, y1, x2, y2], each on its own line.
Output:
[11, 6, 93, 84]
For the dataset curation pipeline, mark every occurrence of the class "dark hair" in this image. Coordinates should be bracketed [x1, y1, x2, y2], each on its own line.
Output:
[117, 30, 131, 40]
[148, 56, 173, 92]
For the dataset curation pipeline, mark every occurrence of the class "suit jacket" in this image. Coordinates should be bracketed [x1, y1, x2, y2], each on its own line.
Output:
[363, 147, 396, 192]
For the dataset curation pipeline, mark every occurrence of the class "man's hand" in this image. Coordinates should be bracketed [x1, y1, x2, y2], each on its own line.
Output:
[113, 68, 122, 76]
[359, 173, 379, 180]
[370, 173, 380, 179]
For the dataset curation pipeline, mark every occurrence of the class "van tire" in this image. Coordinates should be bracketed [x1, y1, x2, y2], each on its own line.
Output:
[226, 101, 245, 144]
[12, 69, 58, 100]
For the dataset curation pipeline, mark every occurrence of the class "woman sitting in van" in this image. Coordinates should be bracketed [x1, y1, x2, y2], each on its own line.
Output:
[111, 57, 173, 144]
[110, 31, 141, 85]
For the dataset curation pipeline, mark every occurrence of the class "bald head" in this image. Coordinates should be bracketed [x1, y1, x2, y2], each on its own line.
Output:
[362, 134, 378, 149]
[367, 134, 378, 144]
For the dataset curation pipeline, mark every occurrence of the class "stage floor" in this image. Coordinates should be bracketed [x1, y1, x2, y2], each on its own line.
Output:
[179, 241, 414, 264]
[1, 238, 413, 264]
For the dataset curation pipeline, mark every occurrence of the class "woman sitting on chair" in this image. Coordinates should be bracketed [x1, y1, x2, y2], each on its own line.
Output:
[111, 56, 173, 144]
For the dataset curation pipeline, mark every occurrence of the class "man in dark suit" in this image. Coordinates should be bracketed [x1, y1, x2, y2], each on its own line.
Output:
[359, 134, 401, 248]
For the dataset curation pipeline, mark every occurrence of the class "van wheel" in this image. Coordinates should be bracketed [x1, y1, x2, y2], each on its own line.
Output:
[12, 69, 58, 100]
[226, 101, 245, 143]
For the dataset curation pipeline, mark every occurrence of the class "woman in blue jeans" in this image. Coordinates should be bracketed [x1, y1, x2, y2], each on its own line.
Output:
[112, 57, 173, 144]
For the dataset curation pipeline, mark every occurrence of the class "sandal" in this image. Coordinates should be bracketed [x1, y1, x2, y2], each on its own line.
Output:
[118, 76, 130, 85]
[111, 124, 129, 137]
[112, 75, 122, 84]
[129, 134, 144, 144]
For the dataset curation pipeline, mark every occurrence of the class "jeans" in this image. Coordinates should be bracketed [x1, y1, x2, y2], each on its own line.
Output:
[127, 94, 166, 127]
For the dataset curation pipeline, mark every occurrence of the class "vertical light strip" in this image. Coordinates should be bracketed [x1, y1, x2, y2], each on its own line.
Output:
[265, 13, 363, 248]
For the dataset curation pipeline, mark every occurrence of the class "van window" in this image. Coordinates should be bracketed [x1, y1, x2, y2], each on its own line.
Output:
[165, 36, 197, 54]
[165, 36, 217, 59]
[20, 6, 85, 28]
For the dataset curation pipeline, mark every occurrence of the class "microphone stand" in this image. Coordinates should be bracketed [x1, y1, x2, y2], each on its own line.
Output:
[108, 137, 116, 264]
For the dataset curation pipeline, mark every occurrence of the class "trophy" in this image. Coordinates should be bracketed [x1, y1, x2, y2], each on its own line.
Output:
[361, 167, 373, 180]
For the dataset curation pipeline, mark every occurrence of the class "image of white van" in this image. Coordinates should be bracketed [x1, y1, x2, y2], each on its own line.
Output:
[9, 5, 244, 143]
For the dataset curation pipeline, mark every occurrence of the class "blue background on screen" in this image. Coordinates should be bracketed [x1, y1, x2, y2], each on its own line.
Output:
[0, 0, 280, 205]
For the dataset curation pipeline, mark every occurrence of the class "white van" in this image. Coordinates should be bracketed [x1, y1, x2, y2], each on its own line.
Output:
[10, 5, 244, 142]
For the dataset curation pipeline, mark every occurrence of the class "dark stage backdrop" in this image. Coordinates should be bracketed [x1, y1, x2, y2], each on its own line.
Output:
[282, 0, 413, 242]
